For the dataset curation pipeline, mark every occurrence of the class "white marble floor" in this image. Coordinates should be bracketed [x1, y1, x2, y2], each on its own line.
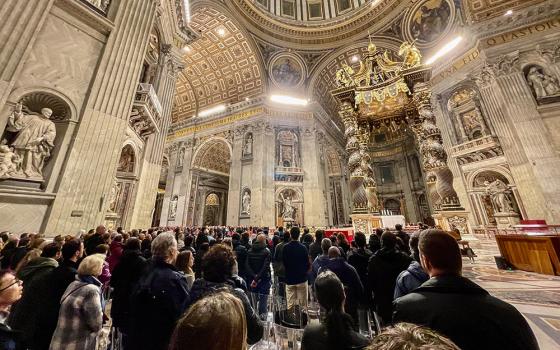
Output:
[462, 236, 560, 350]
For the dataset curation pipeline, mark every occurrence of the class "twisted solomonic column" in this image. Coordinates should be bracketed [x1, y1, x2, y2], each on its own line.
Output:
[358, 122, 380, 214]
[340, 103, 368, 214]
[413, 84, 463, 211]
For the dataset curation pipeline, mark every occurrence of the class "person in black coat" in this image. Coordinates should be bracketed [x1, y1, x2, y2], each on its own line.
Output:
[395, 224, 410, 255]
[129, 233, 190, 350]
[302, 271, 369, 350]
[368, 228, 382, 254]
[347, 232, 372, 302]
[110, 238, 148, 348]
[247, 234, 272, 318]
[307, 229, 324, 262]
[232, 233, 249, 281]
[84, 225, 106, 256]
[367, 232, 411, 326]
[319, 247, 363, 324]
[187, 244, 263, 345]
[32, 239, 83, 350]
[393, 229, 539, 350]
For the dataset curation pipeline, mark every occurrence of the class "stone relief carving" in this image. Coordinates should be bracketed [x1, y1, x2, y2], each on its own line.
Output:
[243, 133, 253, 157]
[525, 66, 560, 100]
[280, 191, 296, 221]
[108, 180, 122, 213]
[447, 215, 468, 235]
[117, 145, 135, 173]
[241, 188, 251, 215]
[169, 195, 178, 219]
[484, 179, 514, 213]
[1, 102, 56, 180]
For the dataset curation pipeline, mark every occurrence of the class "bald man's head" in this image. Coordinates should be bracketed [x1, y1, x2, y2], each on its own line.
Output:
[328, 246, 341, 258]
[256, 234, 266, 243]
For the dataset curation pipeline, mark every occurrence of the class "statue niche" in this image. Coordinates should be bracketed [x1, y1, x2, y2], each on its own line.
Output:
[277, 188, 302, 226]
[241, 188, 251, 216]
[0, 99, 62, 182]
[276, 130, 300, 168]
[447, 87, 490, 143]
[242, 133, 253, 158]
[524, 65, 560, 104]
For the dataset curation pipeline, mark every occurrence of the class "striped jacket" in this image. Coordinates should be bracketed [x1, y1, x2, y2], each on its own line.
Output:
[49, 278, 103, 350]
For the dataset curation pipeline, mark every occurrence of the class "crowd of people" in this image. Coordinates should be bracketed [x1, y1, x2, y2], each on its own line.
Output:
[0, 223, 539, 350]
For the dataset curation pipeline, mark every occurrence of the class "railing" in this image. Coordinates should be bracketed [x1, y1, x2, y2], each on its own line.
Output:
[136, 83, 163, 120]
[81, 0, 111, 14]
[130, 83, 163, 137]
[450, 135, 500, 156]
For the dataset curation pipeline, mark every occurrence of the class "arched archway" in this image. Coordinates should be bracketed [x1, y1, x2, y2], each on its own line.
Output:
[187, 138, 232, 226]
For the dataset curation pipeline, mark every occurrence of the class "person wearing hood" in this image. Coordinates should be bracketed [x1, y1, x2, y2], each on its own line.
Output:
[106, 235, 124, 273]
[247, 234, 272, 318]
[319, 246, 363, 324]
[394, 232, 429, 299]
[393, 230, 538, 350]
[188, 244, 263, 345]
[8, 243, 60, 347]
[33, 239, 84, 350]
[367, 232, 411, 326]
[110, 238, 147, 349]
[50, 254, 106, 350]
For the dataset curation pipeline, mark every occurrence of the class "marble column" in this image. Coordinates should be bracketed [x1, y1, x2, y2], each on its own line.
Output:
[340, 102, 368, 214]
[44, 0, 158, 234]
[301, 125, 327, 227]
[226, 127, 243, 225]
[0, 0, 56, 120]
[473, 58, 560, 223]
[412, 83, 463, 210]
[481, 55, 560, 223]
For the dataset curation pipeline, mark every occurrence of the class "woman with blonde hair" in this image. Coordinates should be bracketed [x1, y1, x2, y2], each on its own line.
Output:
[169, 291, 247, 350]
[49, 254, 106, 350]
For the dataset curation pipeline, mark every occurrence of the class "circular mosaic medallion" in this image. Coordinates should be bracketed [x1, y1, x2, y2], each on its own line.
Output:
[269, 53, 305, 89]
[404, 0, 455, 47]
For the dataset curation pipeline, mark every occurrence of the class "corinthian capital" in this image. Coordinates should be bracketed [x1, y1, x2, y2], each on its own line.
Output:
[471, 64, 496, 88]
[492, 53, 520, 76]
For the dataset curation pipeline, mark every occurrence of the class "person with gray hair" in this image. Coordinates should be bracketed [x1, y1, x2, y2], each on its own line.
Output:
[129, 232, 190, 350]
[310, 238, 332, 286]
[367, 322, 460, 350]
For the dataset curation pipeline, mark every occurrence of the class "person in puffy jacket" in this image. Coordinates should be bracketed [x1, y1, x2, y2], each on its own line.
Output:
[394, 232, 429, 299]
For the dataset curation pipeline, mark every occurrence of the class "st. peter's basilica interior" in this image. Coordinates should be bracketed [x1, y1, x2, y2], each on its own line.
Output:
[1, 0, 560, 348]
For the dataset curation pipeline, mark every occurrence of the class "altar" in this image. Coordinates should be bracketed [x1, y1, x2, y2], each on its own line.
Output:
[380, 215, 406, 230]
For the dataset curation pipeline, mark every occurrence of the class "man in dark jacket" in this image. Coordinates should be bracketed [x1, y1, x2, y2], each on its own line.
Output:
[247, 234, 272, 318]
[307, 229, 324, 261]
[394, 231, 428, 299]
[84, 225, 106, 256]
[394, 229, 538, 350]
[320, 247, 363, 323]
[232, 232, 249, 281]
[33, 239, 83, 350]
[347, 232, 372, 300]
[367, 232, 411, 326]
[368, 228, 382, 254]
[310, 238, 331, 286]
[282, 227, 310, 310]
[272, 231, 290, 296]
[129, 233, 189, 350]
[8, 243, 60, 347]
[110, 238, 148, 348]
[188, 244, 263, 345]
[395, 224, 410, 255]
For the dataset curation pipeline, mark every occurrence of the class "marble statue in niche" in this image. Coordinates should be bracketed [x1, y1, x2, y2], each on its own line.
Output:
[526, 66, 560, 99]
[277, 130, 299, 168]
[411, 0, 451, 43]
[0, 145, 20, 179]
[2, 102, 56, 180]
[241, 189, 251, 215]
[177, 148, 185, 168]
[117, 146, 135, 173]
[243, 133, 253, 157]
[108, 181, 122, 212]
[281, 192, 296, 220]
[461, 110, 484, 139]
[484, 179, 514, 213]
[169, 195, 178, 219]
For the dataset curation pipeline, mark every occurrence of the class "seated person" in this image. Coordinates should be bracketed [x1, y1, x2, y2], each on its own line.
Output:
[301, 270, 369, 350]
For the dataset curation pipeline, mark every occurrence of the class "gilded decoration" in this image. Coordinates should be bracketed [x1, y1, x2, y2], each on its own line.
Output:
[404, 0, 454, 47]
[192, 139, 231, 175]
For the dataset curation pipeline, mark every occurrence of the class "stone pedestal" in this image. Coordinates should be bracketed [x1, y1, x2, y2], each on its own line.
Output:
[433, 210, 472, 235]
[351, 214, 382, 234]
[493, 212, 520, 229]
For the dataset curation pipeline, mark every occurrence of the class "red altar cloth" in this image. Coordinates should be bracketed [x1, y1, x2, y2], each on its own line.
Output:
[324, 228, 355, 243]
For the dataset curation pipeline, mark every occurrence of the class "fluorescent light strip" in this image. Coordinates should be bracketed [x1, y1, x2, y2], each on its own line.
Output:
[197, 105, 226, 118]
[426, 36, 463, 65]
[183, 0, 191, 23]
[270, 95, 309, 106]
